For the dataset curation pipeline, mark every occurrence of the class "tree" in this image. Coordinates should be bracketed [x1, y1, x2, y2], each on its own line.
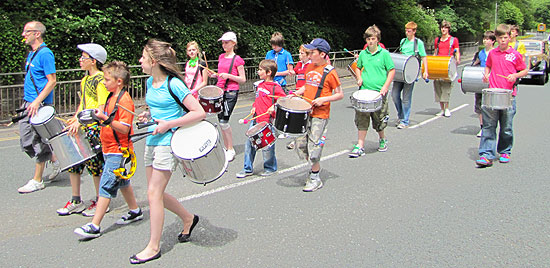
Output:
[499, 1, 524, 26]
[534, 0, 550, 25]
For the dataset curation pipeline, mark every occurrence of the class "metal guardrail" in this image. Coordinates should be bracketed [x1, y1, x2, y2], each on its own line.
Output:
[0, 43, 478, 123]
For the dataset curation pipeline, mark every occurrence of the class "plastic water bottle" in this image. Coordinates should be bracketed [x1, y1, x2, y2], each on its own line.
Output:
[318, 136, 326, 147]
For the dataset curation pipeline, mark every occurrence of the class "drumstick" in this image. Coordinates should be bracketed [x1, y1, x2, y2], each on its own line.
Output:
[199, 64, 218, 76]
[343, 48, 356, 56]
[497, 74, 511, 80]
[55, 117, 68, 123]
[116, 103, 138, 116]
[238, 111, 255, 124]
[241, 111, 270, 124]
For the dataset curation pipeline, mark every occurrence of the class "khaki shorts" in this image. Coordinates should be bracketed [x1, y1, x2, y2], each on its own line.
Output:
[144, 145, 178, 172]
[354, 94, 389, 132]
[295, 117, 328, 164]
[434, 80, 452, 102]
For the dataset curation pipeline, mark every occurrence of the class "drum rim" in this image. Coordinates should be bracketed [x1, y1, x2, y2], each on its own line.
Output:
[403, 56, 421, 84]
[447, 57, 458, 81]
[275, 102, 312, 113]
[48, 129, 71, 140]
[198, 86, 224, 99]
[30, 106, 56, 125]
[245, 121, 270, 136]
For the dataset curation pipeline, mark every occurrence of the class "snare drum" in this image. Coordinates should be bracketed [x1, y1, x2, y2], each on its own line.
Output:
[273, 96, 312, 137]
[423, 56, 457, 81]
[30, 106, 65, 141]
[347, 59, 359, 79]
[198, 86, 224, 114]
[77, 109, 99, 125]
[48, 128, 97, 171]
[171, 120, 227, 185]
[246, 121, 276, 150]
[350, 90, 383, 112]
[481, 88, 512, 110]
[390, 53, 420, 84]
[460, 66, 488, 94]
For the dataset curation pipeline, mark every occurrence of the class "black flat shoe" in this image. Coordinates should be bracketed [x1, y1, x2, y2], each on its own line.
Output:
[129, 251, 161, 265]
[178, 214, 199, 243]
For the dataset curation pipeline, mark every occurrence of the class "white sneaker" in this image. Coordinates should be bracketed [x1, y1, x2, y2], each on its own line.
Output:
[436, 110, 444, 116]
[444, 109, 451, 117]
[18, 179, 45, 194]
[303, 178, 323, 192]
[225, 149, 236, 162]
[476, 129, 482, 138]
[48, 161, 61, 180]
[278, 133, 287, 139]
[57, 200, 87, 215]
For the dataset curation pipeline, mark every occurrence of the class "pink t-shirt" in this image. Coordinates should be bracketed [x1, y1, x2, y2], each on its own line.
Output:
[486, 47, 526, 96]
[184, 62, 204, 98]
[435, 36, 459, 56]
[216, 53, 245, 91]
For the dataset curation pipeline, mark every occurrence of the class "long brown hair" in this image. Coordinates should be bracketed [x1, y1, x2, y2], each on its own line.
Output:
[143, 39, 185, 82]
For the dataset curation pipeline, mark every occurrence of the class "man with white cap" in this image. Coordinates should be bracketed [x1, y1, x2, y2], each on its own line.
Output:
[56, 43, 110, 216]
[17, 21, 58, 194]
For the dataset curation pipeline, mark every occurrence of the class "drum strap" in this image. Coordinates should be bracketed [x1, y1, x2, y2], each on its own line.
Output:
[102, 87, 126, 126]
[223, 55, 237, 90]
[435, 36, 455, 56]
[167, 76, 190, 113]
[25, 45, 46, 98]
[188, 60, 205, 90]
[314, 65, 334, 99]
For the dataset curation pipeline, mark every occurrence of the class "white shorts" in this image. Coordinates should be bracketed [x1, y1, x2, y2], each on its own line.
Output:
[144, 145, 178, 172]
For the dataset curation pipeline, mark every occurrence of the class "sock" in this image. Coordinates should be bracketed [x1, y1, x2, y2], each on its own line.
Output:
[71, 196, 81, 203]
[130, 208, 141, 214]
[91, 223, 100, 230]
[311, 170, 319, 174]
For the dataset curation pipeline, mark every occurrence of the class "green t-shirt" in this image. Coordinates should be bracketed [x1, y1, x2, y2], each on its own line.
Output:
[357, 45, 395, 91]
[399, 37, 427, 57]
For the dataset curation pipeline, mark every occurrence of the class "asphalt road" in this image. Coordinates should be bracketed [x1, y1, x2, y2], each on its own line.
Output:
[0, 69, 549, 267]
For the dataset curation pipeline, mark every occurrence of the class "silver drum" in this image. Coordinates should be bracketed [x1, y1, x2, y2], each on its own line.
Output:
[391, 53, 420, 84]
[48, 129, 97, 172]
[350, 90, 383, 112]
[460, 66, 488, 94]
[30, 106, 65, 141]
[171, 120, 227, 185]
[482, 88, 513, 110]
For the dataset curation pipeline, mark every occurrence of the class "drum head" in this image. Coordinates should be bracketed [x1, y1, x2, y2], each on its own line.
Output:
[199, 86, 224, 98]
[276, 97, 312, 111]
[403, 57, 421, 84]
[77, 109, 98, 125]
[352, 89, 381, 101]
[482, 88, 511, 94]
[171, 121, 218, 160]
[448, 57, 458, 81]
[246, 121, 268, 136]
[30, 106, 55, 125]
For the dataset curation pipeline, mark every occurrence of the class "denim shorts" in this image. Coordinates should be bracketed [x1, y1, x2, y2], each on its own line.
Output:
[99, 154, 130, 199]
[144, 145, 178, 172]
[218, 90, 239, 123]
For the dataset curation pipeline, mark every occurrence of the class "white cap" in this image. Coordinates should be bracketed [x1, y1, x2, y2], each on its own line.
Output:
[218, 32, 237, 43]
[77, 43, 107, 64]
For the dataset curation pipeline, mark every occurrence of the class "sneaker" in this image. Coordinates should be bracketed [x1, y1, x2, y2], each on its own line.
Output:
[17, 179, 45, 194]
[476, 157, 493, 167]
[378, 139, 388, 152]
[476, 129, 482, 138]
[286, 141, 295, 150]
[236, 170, 253, 178]
[436, 110, 444, 116]
[57, 200, 86, 216]
[303, 177, 323, 192]
[260, 170, 276, 177]
[225, 149, 236, 162]
[116, 209, 144, 225]
[74, 223, 101, 239]
[82, 200, 110, 217]
[397, 123, 408, 129]
[48, 160, 61, 180]
[499, 153, 510, 163]
[444, 109, 451, 117]
[278, 133, 287, 139]
[348, 145, 365, 158]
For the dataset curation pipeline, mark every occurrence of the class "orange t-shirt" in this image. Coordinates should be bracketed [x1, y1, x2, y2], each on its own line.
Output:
[100, 91, 134, 154]
[303, 63, 341, 119]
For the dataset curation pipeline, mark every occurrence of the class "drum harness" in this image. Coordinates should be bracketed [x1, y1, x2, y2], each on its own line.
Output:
[435, 36, 457, 57]
[398, 37, 421, 63]
[311, 65, 334, 145]
[101, 88, 136, 180]
[182, 59, 206, 90]
[17, 45, 47, 121]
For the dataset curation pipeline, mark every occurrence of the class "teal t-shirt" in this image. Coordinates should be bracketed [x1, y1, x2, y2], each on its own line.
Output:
[357, 45, 395, 91]
[399, 37, 427, 57]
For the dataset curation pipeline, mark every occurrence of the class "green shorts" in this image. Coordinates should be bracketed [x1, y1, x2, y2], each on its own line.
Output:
[354, 94, 389, 132]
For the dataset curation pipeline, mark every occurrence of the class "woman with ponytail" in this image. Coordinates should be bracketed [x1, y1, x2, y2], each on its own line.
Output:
[131, 39, 205, 264]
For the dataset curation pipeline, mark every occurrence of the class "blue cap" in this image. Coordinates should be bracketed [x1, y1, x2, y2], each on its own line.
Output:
[304, 38, 330, 53]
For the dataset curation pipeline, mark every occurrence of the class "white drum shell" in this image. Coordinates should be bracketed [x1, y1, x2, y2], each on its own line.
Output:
[49, 129, 97, 172]
[350, 90, 383, 113]
[481, 88, 513, 110]
[30, 106, 65, 141]
[461, 66, 488, 94]
[391, 53, 421, 84]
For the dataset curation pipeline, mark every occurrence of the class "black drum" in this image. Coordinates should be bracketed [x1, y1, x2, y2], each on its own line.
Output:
[273, 96, 312, 137]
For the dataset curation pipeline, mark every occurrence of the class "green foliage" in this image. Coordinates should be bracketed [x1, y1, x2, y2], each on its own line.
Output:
[0, 10, 27, 84]
[534, 0, 550, 25]
[385, 0, 439, 42]
[499, 1, 524, 26]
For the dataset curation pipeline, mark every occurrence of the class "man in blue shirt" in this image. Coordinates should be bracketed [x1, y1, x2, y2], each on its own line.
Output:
[17, 21, 58, 194]
[265, 32, 294, 93]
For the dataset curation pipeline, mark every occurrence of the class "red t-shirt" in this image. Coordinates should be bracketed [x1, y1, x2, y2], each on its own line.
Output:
[303, 63, 341, 119]
[293, 61, 310, 88]
[434, 36, 459, 56]
[253, 81, 286, 123]
[100, 91, 134, 154]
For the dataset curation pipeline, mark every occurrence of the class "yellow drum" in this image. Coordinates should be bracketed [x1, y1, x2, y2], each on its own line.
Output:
[422, 56, 457, 81]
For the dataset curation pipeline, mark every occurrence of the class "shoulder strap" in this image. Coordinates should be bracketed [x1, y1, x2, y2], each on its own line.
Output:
[189, 60, 205, 90]
[398, 38, 406, 52]
[102, 88, 126, 126]
[435, 37, 440, 55]
[448, 36, 455, 56]
[514, 40, 519, 50]
[223, 55, 237, 90]
[314, 65, 334, 99]
[26, 45, 47, 97]
[167, 76, 190, 113]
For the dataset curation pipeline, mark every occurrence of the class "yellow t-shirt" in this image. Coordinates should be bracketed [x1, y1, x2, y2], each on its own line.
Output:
[508, 40, 526, 55]
[79, 72, 109, 111]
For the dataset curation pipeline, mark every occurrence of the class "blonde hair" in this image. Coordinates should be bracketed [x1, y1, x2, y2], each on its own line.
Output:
[495, 24, 511, 37]
[405, 21, 417, 30]
[102, 61, 130, 86]
[143, 39, 185, 81]
[186, 41, 203, 59]
[441, 20, 451, 29]
[364, 25, 381, 41]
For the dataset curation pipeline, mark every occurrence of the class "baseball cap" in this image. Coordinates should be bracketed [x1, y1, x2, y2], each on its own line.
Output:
[77, 43, 107, 64]
[303, 38, 331, 53]
[218, 32, 237, 43]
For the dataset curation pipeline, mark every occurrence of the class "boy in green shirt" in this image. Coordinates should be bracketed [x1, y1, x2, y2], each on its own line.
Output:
[349, 25, 395, 157]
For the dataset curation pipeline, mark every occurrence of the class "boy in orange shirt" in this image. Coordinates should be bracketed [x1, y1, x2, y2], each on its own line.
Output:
[74, 61, 142, 238]
[294, 38, 344, 192]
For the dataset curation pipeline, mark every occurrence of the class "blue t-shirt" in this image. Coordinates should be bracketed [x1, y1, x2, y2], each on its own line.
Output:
[24, 43, 56, 104]
[265, 48, 294, 86]
[478, 48, 490, 67]
[145, 76, 190, 146]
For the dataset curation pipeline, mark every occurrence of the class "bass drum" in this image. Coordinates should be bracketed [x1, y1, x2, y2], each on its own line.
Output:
[171, 120, 227, 185]
[390, 53, 420, 84]
[422, 56, 457, 81]
[460, 66, 488, 94]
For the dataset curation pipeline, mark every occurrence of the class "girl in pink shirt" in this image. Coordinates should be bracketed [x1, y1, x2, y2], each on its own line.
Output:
[184, 41, 208, 98]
